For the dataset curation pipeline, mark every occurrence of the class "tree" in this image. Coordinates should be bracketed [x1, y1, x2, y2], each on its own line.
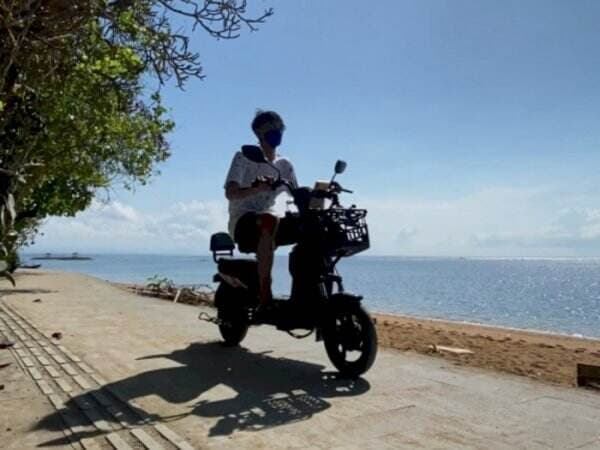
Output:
[0, 1, 273, 270]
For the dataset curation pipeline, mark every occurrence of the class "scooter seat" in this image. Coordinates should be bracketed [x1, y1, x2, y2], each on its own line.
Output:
[218, 258, 257, 275]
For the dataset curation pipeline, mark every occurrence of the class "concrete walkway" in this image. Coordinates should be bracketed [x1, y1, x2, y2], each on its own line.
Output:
[1, 271, 599, 449]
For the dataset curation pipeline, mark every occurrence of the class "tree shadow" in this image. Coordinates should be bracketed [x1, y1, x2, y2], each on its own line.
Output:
[0, 288, 55, 296]
[35, 341, 370, 445]
[13, 270, 48, 277]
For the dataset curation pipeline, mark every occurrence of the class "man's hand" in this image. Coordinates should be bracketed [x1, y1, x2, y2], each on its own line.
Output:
[252, 176, 275, 192]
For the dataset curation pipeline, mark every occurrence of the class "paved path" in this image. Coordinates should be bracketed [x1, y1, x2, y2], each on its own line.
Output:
[1, 271, 600, 449]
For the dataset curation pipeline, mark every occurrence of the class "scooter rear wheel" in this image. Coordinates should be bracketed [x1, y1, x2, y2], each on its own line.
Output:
[218, 310, 249, 347]
[215, 284, 249, 347]
[324, 304, 377, 378]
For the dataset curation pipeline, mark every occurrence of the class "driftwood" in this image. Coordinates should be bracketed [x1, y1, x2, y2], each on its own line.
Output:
[116, 283, 214, 307]
[429, 344, 474, 355]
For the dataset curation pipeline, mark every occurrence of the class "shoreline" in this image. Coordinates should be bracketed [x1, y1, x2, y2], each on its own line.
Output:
[371, 309, 600, 343]
[110, 279, 600, 387]
[6, 270, 598, 388]
[111, 279, 600, 342]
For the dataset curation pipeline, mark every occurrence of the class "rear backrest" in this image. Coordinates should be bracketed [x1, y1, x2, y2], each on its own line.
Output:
[210, 232, 235, 252]
[210, 232, 235, 262]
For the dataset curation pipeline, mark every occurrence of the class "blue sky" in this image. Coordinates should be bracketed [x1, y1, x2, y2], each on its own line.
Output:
[33, 0, 600, 256]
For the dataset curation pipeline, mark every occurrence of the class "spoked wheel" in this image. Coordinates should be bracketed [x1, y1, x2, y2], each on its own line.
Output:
[323, 304, 378, 378]
[215, 284, 249, 347]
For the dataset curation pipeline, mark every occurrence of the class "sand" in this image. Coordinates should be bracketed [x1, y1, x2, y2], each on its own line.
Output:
[372, 312, 600, 387]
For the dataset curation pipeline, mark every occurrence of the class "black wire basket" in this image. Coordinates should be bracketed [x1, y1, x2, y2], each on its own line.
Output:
[322, 208, 370, 257]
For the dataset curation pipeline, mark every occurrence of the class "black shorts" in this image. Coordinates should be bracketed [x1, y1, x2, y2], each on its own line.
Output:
[234, 212, 298, 253]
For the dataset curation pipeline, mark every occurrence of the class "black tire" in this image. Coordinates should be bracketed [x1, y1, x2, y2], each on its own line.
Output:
[215, 284, 249, 347]
[218, 310, 249, 347]
[323, 304, 378, 378]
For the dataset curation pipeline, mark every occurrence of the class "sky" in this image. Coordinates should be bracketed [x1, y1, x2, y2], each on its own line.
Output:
[31, 0, 600, 257]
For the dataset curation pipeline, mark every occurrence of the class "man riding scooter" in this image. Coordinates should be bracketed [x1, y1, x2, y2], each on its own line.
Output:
[223, 110, 298, 313]
[212, 118, 377, 376]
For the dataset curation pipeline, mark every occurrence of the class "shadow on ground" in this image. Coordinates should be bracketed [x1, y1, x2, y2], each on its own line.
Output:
[36, 341, 370, 445]
[0, 288, 55, 296]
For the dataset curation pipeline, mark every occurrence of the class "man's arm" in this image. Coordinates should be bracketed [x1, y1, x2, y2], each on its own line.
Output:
[279, 159, 298, 190]
[225, 181, 270, 200]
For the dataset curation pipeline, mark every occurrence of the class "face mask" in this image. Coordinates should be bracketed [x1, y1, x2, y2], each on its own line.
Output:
[264, 129, 282, 148]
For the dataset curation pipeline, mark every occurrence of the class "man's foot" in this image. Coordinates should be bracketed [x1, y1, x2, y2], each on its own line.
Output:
[253, 302, 276, 324]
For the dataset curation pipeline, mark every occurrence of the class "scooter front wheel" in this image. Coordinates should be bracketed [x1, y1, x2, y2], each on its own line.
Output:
[323, 304, 377, 378]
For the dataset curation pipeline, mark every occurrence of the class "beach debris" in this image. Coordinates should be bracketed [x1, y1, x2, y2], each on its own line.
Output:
[146, 275, 176, 294]
[33, 298, 41, 303]
[0, 363, 11, 370]
[429, 344, 474, 355]
[0, 384, 4, 390]
[117, 280, 214, 307]
[50, 332, 63, 340]
[0, 340, 15, 349]
[577, 363, 600, 389]
[173, 289, 183, 304]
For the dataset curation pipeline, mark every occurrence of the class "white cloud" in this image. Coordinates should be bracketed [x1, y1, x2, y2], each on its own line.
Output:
[29, 186, 600, 256]
[31, 200, 227, 254]
[357, 186, 600, 256]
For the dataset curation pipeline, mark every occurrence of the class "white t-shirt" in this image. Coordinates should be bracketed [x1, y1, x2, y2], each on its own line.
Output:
[224, 150, 298, 237]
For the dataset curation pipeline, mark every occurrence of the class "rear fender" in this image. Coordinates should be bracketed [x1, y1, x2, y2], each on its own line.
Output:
[214, 273, 248, 290]
[214, 281, 255, 310]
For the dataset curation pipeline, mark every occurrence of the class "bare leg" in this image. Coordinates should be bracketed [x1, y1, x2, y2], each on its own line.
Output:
[256, 214, 278, 306]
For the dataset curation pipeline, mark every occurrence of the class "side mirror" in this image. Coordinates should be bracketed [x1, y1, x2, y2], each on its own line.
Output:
[241, 145, 267, 164]
[334, 160, 347, 174]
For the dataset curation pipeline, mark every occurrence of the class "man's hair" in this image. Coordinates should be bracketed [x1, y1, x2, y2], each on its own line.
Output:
[251, 110, 285, 136]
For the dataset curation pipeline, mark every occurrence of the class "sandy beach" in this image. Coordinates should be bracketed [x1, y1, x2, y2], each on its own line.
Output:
[115, 278, 600, 388]
[372, 313, 600, 387]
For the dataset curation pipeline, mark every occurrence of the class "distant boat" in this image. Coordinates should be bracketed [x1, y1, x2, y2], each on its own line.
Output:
[19, 263, 42, 269]
[32, 252, 93, 261]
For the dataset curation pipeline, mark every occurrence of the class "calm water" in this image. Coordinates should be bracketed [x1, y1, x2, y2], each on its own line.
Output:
[21, 253, 600, 338]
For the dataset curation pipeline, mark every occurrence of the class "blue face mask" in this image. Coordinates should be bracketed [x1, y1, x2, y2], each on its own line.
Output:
[264, 129, 283, 148]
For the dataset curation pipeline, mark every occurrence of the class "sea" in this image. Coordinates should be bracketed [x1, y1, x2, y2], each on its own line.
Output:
[20, 253, 600, 339]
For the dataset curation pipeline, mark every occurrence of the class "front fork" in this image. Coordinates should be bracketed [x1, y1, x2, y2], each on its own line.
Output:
[317, 291, 364, 342]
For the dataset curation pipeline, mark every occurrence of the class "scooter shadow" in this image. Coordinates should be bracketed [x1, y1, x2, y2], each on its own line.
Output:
[35, 341, 371, 444]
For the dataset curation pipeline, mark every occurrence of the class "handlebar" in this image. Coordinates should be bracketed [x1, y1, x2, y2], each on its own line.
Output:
[255, 177, 353, 212]
[329, 181, 352, 195]
[254, 177, 352, 196]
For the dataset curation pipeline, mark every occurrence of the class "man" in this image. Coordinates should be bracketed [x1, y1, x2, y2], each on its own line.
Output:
[224, 110, 298, 308]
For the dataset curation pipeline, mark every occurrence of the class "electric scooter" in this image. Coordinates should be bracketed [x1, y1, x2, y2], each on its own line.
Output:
[206, 146, 377, 377]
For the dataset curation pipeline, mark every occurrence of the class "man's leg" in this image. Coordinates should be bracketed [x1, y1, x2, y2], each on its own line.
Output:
[256, 213, 279, 306]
